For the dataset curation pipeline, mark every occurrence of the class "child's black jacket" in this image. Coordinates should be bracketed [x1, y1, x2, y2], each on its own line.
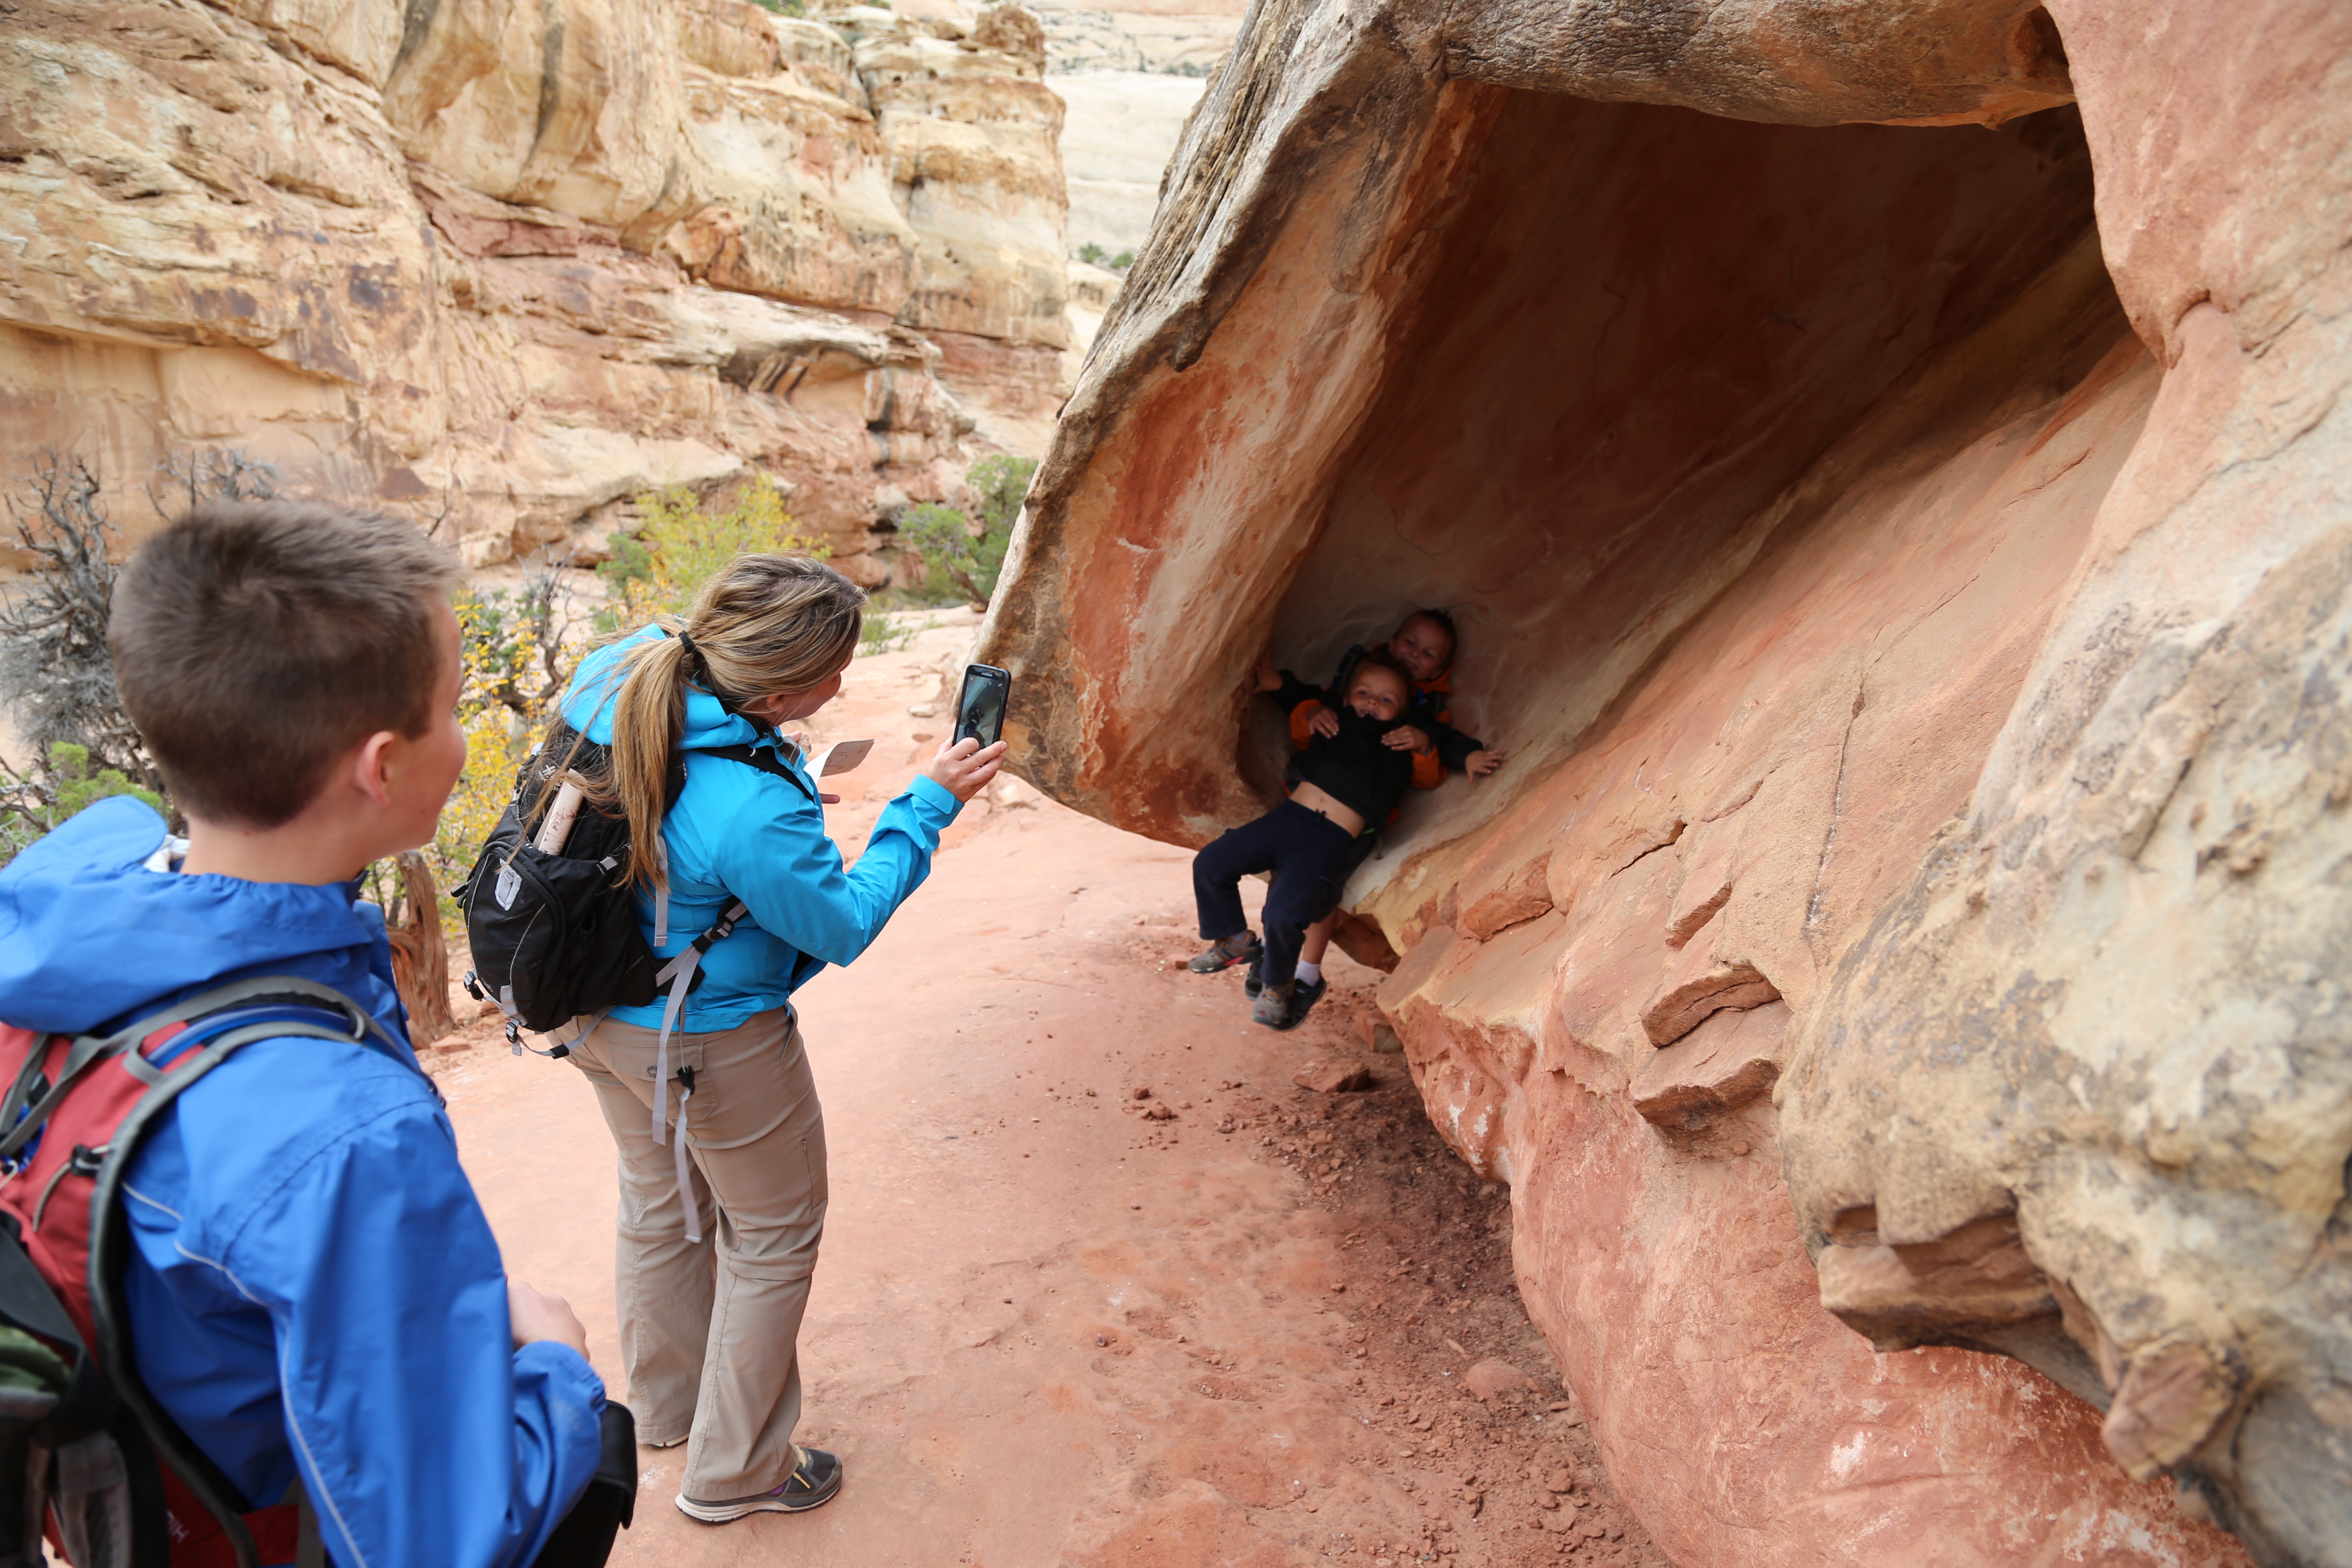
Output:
[1283, 710, 1417, 827]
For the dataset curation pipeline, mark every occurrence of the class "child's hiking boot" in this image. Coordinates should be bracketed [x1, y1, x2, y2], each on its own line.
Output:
[1188, 933, 1262, 974]
[1289, 974, 1328, 1022]
[1248, 967, 1324, 1020]
[1252, 980, 1300, 1030]
[676, 1446, 843, 1522]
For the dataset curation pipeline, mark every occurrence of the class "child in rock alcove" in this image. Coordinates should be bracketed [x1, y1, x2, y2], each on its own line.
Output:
[1190, 651, 1438, 1029]
[1213, 609, 1506, 1025]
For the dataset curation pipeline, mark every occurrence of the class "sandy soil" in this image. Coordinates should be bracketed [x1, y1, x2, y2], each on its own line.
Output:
[427, 616, 1668, 1567]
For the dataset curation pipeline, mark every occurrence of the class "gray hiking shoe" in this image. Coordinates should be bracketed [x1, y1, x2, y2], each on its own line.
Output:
[1188, 933, 1263, 974]
[1253, 980, 1299, 1030]
[676, 1445, 843, 1522]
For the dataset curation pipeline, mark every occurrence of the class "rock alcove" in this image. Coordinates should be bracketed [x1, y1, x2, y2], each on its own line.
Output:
[980, 2, 2352, 1565]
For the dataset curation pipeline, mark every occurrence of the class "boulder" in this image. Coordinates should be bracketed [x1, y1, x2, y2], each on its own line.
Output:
[1462, 1358, 1538, 1403]
[1292, 1060, 1376, 1094]
[978, 0, 2350, 1562]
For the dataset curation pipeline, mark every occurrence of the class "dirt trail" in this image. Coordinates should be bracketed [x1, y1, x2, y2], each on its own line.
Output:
[430, 619, 1667, 1567]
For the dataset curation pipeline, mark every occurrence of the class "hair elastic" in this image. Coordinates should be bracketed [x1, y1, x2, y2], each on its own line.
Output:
[676, 627, 778, 740]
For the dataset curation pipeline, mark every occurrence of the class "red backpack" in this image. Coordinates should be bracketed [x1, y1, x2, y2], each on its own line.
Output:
[0, 977, 395, 1568]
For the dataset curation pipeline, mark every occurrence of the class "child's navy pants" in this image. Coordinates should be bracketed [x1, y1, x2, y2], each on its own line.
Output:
[1193, 801, 1363, 988]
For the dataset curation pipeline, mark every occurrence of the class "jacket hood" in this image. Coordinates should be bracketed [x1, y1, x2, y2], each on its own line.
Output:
[0, 797, 394, 1036]
[561, 624, 764, 751]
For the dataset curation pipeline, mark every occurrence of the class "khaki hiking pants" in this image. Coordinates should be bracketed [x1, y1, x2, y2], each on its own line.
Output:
[568, 1004, 826, 1501]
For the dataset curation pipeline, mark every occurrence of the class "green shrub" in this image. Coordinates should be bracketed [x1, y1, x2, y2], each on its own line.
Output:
[897, 455, 1036, 608]
[857, 610, 931, 658]
[595, 531, 655, 622]
[43, 742, 165, 822]
[618, 475, 827, 625]
[0, 742, 168, 866]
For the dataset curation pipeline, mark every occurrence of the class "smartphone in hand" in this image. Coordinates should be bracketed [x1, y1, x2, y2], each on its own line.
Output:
[955, 664, 1011, 749]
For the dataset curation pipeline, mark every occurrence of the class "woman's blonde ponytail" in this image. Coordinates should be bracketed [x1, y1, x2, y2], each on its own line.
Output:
[606, 622, 695, 891]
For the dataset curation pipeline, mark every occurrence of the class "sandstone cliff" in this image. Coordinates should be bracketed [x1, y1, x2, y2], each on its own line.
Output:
[978, 1, 2352, 1565]
[0, 0, 1068, 577]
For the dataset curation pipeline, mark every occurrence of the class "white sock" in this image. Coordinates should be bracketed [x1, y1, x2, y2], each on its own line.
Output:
[1296, 961, 1323, 986]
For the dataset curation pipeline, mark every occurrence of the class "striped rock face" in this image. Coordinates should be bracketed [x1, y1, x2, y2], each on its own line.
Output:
[978, 3, 2352, 1564]
[0, 0, 1069, 577]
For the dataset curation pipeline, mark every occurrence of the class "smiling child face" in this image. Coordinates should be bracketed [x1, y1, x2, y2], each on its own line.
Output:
[1344, 664, 1409, 723]
[1388, 615, 1455, 685]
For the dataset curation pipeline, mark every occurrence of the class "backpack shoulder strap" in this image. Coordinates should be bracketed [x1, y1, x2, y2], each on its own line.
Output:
[0, 977, 391, 1568]
[0, 980, 404, 1170]
[86, 979, 400, 1568]
[696, 744, 821, 808]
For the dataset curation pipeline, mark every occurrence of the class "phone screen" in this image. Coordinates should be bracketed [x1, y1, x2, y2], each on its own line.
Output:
[955, 664, 1011, 749]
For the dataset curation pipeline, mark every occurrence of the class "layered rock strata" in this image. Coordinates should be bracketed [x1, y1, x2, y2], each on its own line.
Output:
[978, 0, 2350, 1563]
[0, 0, 1066, 573]
[1026, 0, 1245, 76]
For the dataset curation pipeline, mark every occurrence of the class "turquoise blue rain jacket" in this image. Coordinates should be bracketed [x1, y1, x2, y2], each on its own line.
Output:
[0, 797, 604, 1568]
[559, 623, 963, 1031]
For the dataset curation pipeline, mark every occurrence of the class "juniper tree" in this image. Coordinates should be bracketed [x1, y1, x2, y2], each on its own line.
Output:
[0, 452, 156, 791]
[0, 447, 283, 854]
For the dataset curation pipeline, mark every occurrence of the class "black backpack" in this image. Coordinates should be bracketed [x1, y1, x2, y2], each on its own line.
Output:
[456, 727, 814, 1054]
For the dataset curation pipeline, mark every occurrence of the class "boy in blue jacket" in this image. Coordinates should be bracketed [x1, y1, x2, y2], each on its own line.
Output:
[0, 503, 606, 1565]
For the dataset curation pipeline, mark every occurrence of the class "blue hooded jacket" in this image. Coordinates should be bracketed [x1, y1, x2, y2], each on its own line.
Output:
[0, 797, 603, 1568]
[559, 624, 963, 1031]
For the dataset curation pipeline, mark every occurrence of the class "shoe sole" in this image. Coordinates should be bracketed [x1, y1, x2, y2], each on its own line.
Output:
[1189, 949, 1262, 974]
[674, 1471, 843, 1523]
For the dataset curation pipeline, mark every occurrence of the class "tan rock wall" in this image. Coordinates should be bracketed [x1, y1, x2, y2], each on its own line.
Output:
[383, 0, 707, 248]
[860, 31, 1070, 349]
[0, 0, 1066, 573]
[978, 0, 2352, 1562]
[668, 68, 917, 314]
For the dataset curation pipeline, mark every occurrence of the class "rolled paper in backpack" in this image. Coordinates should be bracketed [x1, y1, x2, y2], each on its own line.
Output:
[535, 781, 586, 854]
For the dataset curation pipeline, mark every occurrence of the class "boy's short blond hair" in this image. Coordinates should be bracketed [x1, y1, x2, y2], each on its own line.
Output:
[111, 502, 459, 828]
[1351, 647, 1414, 696]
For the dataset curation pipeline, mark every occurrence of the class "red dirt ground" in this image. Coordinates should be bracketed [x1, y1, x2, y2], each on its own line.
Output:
[427, 618, 1669, 1567]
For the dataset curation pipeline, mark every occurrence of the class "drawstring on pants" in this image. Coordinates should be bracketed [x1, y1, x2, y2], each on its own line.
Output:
[648, 899, 747, 1242]
[669, 1065, 699, 1243]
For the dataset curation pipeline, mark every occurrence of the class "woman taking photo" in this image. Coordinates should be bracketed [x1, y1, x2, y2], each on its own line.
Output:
[554, 553, 1002, 1524]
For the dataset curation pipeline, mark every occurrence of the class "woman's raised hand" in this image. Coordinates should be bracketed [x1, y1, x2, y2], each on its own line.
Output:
[926, 736, 1008, 803]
